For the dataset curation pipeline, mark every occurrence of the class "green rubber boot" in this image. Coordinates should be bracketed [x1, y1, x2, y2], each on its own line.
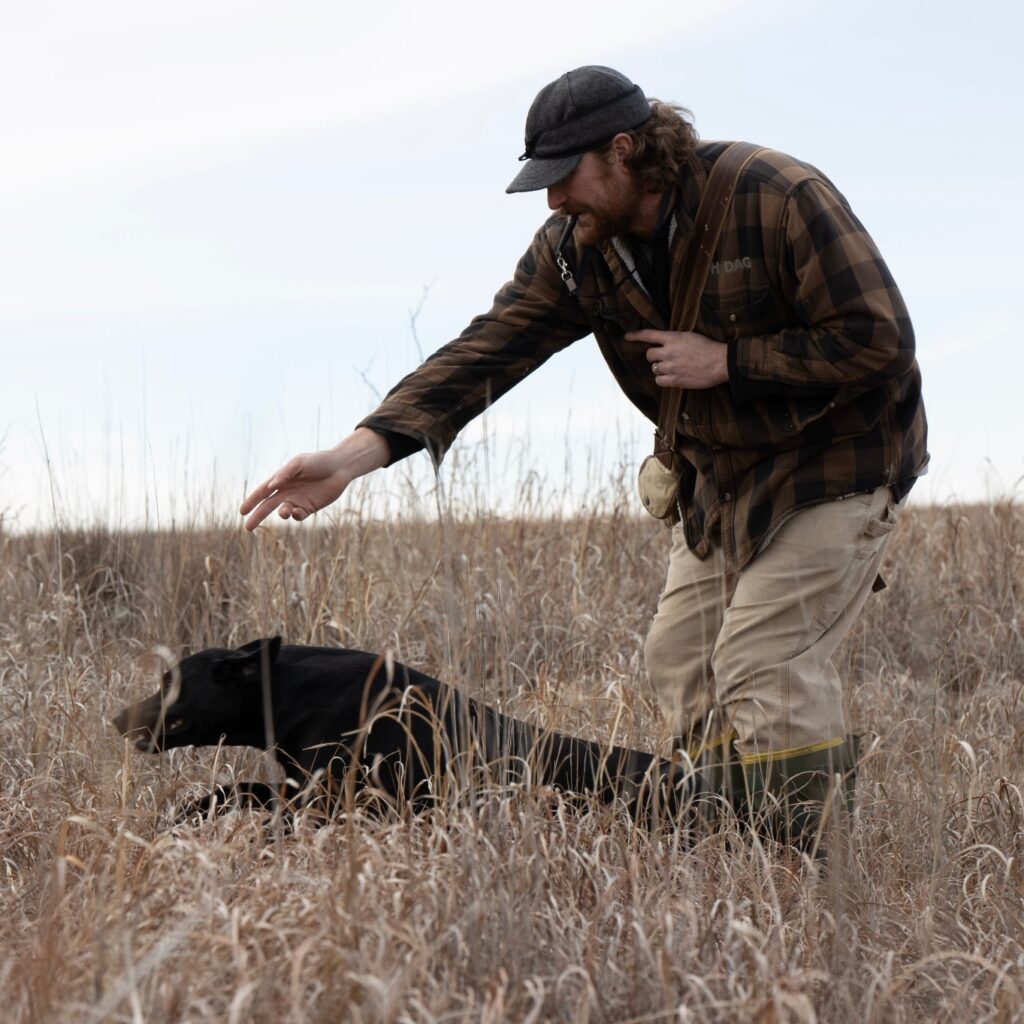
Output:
[738, 736, 861, 858]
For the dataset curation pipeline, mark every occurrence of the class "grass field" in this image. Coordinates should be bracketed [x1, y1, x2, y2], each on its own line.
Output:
[2, 479, 1022, 1022]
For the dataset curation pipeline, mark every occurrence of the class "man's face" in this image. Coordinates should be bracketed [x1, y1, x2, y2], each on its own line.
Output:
[546, 150, 642, 246]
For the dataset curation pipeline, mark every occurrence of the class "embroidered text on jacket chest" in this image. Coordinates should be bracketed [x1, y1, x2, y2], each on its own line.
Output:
[710, 256, 754, 275]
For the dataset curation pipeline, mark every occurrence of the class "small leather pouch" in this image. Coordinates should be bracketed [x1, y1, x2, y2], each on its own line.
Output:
[637, 447, 680, 520]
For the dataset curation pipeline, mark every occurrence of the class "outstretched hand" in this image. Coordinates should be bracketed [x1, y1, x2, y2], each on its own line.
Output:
[240, 428, 391, 531]
[624, 329, 729, 390]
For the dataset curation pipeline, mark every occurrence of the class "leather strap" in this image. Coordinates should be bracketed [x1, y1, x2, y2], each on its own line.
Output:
[656, 142, 765, 446]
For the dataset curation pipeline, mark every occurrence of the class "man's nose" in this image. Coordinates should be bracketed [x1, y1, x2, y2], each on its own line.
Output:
[547, 184, 566, 211]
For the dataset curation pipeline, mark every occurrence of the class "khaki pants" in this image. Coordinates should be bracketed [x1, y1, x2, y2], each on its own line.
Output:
[644, 486, 903, 765]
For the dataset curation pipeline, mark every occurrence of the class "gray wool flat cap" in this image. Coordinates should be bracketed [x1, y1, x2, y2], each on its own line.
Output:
[506, 66, 652, 194]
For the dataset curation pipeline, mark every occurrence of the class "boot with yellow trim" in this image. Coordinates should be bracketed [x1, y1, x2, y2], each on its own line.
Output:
[737, 736, 861, 860]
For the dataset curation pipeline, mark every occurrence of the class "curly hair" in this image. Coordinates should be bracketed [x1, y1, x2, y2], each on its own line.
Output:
[598, 99, 699, 193]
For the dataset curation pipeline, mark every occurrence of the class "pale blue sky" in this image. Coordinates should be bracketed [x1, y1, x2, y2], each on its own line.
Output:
[2, 0, 1021, 528]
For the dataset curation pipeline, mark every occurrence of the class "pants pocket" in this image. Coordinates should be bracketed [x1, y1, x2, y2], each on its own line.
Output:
[862, 487, 904, 539]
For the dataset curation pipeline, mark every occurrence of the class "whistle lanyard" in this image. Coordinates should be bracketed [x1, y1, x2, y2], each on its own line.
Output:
[554, 215, 579, 295]
[553, 185, 676, 301]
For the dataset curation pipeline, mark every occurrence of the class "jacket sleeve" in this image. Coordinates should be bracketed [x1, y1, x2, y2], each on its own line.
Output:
[357, 220, 592, 465]
[727, 178, 915, 403]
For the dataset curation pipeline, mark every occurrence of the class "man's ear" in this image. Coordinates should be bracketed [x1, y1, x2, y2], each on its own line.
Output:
[212, 637, 282, 684]
[607, 131, 635, 163]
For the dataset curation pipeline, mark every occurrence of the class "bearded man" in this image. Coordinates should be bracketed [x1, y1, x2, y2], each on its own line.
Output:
[241, 66, 928, 852]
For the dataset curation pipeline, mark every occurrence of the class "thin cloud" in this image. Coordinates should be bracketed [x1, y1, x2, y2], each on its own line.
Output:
[1, 0, 744, 197]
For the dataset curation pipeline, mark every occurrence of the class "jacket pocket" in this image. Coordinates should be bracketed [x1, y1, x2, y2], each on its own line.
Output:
[740, 391, 840, 447]
[699, 285, 778, 338]
[785, 393, 840, 433]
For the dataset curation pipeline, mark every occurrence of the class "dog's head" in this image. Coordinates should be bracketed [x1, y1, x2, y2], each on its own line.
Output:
[112, 637, 282, 752]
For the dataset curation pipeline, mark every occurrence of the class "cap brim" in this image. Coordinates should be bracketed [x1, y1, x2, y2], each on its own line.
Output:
[505, 153, 583, 194]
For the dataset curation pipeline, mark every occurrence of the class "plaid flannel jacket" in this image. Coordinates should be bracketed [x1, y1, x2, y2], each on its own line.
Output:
[358, 141, 929, 571]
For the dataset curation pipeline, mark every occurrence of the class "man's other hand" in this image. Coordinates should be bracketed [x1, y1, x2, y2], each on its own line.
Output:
[624, 329, 729, 390]
[240, 427, 391, 531]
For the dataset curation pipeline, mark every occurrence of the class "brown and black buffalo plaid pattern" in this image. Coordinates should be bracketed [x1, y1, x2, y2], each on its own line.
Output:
[359, 141, 928, 571]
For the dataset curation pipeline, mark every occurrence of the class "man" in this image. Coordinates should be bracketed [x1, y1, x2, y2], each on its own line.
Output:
[241, 66, 928, 850]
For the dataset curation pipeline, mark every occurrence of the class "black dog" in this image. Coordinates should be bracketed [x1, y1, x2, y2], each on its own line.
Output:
[112, 637, 713, 826]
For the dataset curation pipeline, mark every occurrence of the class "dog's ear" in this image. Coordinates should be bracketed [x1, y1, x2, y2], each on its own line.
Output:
[212, 637, 282, 684]
[231, 637, 282, 662]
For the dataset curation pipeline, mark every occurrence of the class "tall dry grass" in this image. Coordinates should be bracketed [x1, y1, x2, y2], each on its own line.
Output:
[1, 468, 1022, 1022]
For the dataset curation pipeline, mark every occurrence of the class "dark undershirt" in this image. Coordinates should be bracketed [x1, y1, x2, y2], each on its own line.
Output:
[626, 188, 675, 322]
[626, 223, 672, 323]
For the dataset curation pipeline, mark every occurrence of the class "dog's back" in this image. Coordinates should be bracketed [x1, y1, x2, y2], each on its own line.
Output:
[114, 638, 673, 822]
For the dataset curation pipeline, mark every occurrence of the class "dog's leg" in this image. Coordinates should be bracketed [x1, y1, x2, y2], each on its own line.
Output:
[176, 780, 280, 822]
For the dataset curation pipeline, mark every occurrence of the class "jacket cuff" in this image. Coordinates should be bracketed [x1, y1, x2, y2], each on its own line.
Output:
[728, 335, 833, 403]
[357, 420, 438, 467]
[727, 335, 773, 404]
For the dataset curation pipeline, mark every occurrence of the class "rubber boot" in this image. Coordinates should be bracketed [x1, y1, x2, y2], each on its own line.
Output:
[738, 736, 861, 859]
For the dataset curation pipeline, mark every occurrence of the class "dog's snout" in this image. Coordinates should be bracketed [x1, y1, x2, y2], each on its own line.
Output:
[112, 700, 157, 738]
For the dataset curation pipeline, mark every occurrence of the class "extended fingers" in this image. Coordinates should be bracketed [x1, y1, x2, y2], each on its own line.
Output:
[242, 498, 278, 532]
[240, 457, 304, 516]
[241, 474, 297, 531]
[240, 476, 277, 516]
[623, 332, 668, 366]
[243, 494, 304, 531]
[623, 329, 667, 345]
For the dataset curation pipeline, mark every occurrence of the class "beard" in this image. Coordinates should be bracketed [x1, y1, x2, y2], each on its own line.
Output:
[569, 207, 633, 246]
[560, 176, 640, 246]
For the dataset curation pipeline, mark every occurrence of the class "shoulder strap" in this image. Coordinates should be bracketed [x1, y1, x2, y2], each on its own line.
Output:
[657, 142, 764, 445]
